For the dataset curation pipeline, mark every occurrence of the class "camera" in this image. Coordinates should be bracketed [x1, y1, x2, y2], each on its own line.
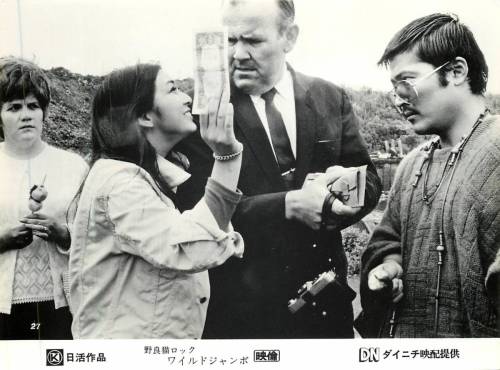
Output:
[288, 270, 337, 314]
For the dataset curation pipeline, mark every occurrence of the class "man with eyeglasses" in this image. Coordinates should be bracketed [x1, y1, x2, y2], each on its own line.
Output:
[177, 0, 381, 338]
[357, 13, 500, 338]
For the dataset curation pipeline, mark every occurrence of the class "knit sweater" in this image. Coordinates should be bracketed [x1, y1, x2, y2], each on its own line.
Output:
[0, 143, 88, 313]
[358, 114, 500, 338]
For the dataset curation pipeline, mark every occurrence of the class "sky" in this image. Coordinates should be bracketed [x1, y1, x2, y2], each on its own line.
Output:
[1, 0, 499, 93]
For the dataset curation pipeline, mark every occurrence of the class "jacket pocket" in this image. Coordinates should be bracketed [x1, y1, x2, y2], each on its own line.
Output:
[312, 139, 340, 172]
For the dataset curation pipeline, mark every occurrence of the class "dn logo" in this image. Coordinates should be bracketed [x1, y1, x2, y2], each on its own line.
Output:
[46, 349, 64, 366]
[359, 347, 380, 362]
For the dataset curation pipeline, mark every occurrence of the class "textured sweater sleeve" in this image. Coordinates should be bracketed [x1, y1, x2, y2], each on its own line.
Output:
[355, 154, 414, 337]
[360, 162, 406, 271]
[479, 140, 500, 319]
[359, 153, 416, 315]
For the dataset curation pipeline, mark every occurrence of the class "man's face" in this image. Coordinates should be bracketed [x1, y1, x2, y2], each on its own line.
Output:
[0, 94, 44, 147]
[149, 69, 196, 140]
[223, 1, 294, 95]
[389, 50, 456, 136]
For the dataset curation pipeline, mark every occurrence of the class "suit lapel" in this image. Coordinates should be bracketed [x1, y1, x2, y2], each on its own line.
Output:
[292, 71, 317, 187]
[231, 90, 283, 186]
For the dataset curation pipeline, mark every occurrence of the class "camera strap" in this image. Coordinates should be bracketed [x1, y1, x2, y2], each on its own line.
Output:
[320, 192, 336, 234]
[319, 191, 342, 273]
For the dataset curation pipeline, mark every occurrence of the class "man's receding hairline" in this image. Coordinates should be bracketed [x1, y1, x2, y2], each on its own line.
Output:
[222, 0, 288, 31]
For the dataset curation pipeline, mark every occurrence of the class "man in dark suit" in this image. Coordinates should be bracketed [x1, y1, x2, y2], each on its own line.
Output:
[176, 0, 381, 338]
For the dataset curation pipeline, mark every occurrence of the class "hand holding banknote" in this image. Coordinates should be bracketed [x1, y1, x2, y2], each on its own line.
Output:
[199, 88, 241, 156]
[194, 28, 242, 195]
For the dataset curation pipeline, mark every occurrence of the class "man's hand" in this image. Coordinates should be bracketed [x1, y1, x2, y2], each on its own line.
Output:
[0, 224, 33, 253]
[20, 213, 70, 249]
[326, 165, 362, 217]
[367, 258, 404, 303]
[285, 173, 330, 231]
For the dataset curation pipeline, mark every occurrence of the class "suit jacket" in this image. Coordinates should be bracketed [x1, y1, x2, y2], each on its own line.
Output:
[176, 68, 382, 338]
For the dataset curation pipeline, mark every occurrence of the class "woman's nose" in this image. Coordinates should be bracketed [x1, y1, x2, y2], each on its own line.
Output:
[183, 92, 193, 105]
[20, 105, 33, 121]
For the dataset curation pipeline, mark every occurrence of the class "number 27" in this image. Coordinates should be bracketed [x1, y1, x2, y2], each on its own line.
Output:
[30, 323, 40, 330]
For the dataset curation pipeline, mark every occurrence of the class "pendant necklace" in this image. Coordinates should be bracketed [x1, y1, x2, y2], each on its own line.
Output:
[397, 108, 490, 337]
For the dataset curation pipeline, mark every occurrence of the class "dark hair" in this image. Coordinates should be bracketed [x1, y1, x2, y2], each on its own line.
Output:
[90, 63, 175, 199]
[378, 13, 488, 95]
[0, 57, 51, 139]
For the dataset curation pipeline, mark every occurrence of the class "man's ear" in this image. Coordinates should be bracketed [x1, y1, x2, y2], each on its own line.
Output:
[283, 24, 299, 53]
[137, 112, 154, 129]
[448, 57, 469, 86]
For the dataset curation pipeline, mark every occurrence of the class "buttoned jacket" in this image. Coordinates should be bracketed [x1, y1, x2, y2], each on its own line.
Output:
[177, 68, 382, 338]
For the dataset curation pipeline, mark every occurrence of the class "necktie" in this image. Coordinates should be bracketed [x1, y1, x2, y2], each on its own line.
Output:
[261, 88, 295, 175]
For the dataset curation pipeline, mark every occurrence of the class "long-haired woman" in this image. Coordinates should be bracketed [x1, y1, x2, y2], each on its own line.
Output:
[68, 63, 244, 339]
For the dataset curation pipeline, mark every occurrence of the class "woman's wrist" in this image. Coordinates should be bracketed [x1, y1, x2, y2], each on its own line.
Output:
[210, 152, 242, 191]
[213, 143, 243, 161]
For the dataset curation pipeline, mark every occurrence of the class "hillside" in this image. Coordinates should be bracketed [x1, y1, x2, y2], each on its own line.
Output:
[38, 67, 500, 155]
[41, 68, 103, 154]
[8, 67, 500, 281]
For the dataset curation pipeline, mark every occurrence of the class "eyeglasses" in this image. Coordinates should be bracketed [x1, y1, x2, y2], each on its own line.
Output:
[389, 61, 450, 110]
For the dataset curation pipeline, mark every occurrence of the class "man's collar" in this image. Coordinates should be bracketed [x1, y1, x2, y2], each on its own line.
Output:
[156, 155, 191, 188]
[274, 68, 294, 100]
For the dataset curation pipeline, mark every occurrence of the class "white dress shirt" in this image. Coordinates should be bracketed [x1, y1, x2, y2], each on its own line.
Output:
[250, 69, 297, 159]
